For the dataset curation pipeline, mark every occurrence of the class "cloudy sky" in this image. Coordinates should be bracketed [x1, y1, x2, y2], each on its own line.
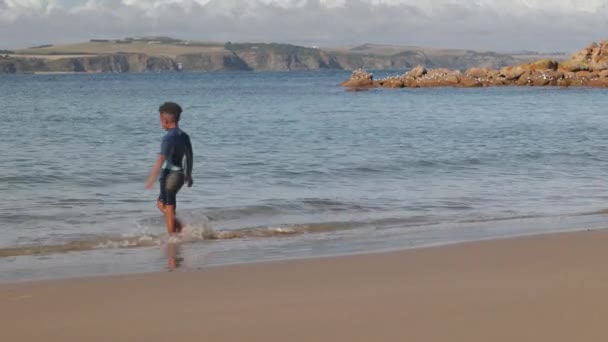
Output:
[1, 0, 607, 51]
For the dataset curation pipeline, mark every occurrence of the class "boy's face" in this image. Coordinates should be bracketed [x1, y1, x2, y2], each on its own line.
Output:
[159, 112, 171, 130]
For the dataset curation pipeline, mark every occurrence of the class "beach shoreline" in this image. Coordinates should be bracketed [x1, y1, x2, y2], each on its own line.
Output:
[3, 229, 608, 341]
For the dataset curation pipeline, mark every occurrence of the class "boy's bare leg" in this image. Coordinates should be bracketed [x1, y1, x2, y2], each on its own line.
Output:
[157, 201, 183, 234]
[165, 205, 177, 234]
[157, 200, 166, 214]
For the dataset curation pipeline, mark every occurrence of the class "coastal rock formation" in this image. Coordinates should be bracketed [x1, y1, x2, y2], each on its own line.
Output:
[571, 41, 608, 71]
[341, 69, 375, 88]
[407, 65, 427, 78]
[465, 67, 497, 79]
[342, 41, 608, 89]
[557, 60, 590, 72]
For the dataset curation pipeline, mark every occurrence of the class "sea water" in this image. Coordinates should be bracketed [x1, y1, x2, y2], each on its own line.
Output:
[2, 71, 608, 282]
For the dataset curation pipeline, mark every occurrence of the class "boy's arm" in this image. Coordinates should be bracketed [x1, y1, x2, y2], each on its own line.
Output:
[185, 136, 194, 187]
[145, 155, 165, 189]
[146, 137, 170, 189]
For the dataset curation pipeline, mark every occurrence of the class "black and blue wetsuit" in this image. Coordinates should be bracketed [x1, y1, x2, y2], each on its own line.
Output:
[158, 128, 193, 206]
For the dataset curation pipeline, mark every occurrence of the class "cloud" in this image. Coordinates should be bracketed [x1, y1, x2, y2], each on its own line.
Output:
[1, 0, 608, 51]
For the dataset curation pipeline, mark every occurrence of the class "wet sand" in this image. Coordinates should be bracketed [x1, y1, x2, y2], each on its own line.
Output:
[2, 230, 608, 342]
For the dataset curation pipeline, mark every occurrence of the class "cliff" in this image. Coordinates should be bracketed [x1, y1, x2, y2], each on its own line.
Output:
[0, 54, 177, 73]
[0, 39, 562, 74]
[329, 45, 519, 70]
[226, 43, 342, 71]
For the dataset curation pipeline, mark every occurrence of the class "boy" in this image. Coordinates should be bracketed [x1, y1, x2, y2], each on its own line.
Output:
[145, 102, 193, 234]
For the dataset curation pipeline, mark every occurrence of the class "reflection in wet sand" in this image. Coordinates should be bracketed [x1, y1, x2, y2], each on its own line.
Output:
[165, 242, 183, 270]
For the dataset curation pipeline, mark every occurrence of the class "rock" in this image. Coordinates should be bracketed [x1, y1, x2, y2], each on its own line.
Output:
[404, 78, 420, 88]
[425, 68, 456, 77]
[569, 78, 587, 87]
[574, 70, 597, 79]
[339, 41, 608, 89]
[568, 41, 608, 71]
[531, 72, 552, 87]
[587, 78, 608, 87]
[414, 68, 462, 87]
[342, 69, 375, 88]
[407, 65, 427, 78]
[558, 60, 590, 73]
[501, 59, 558, 80]
[417, 71, 461, 87]
[341, 78, 375, 88]
[500, 65, 526, 80]
[557, 78, 572, 87]
[459, 76, 483, 87]
[443, 74, 462, 86]
[516, 71, 533, 86]
[522, 70, 564, 86]
[571, 42, 598, 62]
[465, 67, 493, 79]
[380, 78, 405, 88]
[589, 40, 608, 70]
[350, 69, 374, 81]
[528, 59, 559, 71]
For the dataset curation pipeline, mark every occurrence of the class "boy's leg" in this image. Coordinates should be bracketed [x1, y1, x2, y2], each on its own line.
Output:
[165, 172, 185, 234]
[164, 204, 177, 234]
[159, 171, 185, 234]
[157, 200, 166, 213]
[158, 200, 183, 234]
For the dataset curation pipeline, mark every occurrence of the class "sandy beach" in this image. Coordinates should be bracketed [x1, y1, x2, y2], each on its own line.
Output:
[2, 230, 608, 342]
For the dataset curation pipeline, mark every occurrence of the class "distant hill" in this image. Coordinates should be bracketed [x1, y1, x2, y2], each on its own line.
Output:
[0, 38, 566, 74]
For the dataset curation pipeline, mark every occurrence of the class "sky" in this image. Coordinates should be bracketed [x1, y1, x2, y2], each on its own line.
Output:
[1, 0, 608, 51]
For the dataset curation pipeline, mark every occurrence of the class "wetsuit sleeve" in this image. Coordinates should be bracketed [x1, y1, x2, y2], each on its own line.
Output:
[185, 135, 193, 179]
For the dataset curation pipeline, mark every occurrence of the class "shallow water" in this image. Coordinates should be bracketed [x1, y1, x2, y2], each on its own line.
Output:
[2, 71, 608, 282]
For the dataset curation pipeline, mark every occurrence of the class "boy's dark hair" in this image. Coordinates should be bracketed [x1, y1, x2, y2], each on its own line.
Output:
[159, 102, 183, 122]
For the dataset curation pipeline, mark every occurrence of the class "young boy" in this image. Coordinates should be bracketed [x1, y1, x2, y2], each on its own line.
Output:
[145, 102, 193, 234]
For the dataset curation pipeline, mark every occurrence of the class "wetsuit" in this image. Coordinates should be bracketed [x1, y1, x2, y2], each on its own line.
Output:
[158, 128, 193, 206]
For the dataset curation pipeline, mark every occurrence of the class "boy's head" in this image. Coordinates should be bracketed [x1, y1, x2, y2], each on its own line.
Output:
[159, 102, 182, 129]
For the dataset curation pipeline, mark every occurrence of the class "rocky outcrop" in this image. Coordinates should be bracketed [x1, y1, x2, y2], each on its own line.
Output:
[342, 41, 608, 89]
[341, 69, 375, 88]
[557, 60, 589, 72]
[571, 41, 608, 71]
[465, 67, 496, 79]
[408, 65, 427, 78]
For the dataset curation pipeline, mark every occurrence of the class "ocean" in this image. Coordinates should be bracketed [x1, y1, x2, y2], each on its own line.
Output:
[2, 71, 608, 283]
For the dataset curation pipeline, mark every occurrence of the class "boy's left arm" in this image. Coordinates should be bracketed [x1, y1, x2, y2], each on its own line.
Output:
[185, 136, 194, 187]
[145, 155, 166, 189]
